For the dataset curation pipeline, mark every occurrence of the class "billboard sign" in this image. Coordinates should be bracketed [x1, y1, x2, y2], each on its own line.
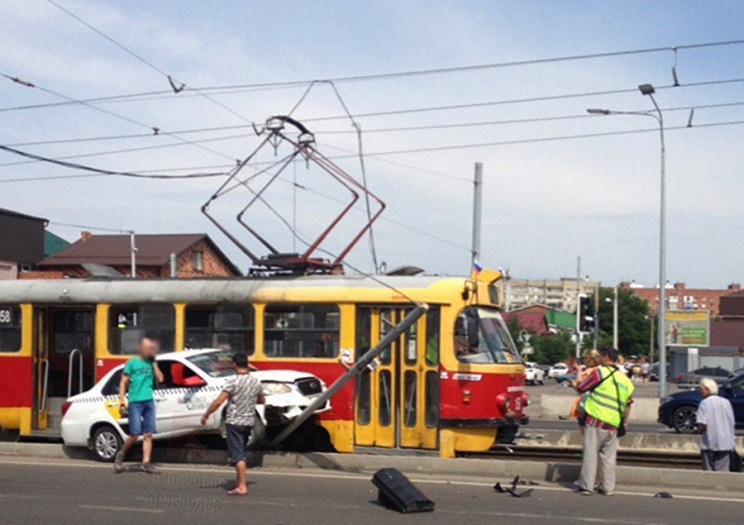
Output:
[665, 310, 710, 347]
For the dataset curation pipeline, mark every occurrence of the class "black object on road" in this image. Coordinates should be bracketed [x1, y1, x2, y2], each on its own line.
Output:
[372, 468, 435, 513]
[494, 475, 534, 498]
[654, 492, 674, 499]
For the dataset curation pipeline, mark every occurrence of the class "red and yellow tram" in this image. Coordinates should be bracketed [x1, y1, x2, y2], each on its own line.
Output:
[0, 271, 526, 457]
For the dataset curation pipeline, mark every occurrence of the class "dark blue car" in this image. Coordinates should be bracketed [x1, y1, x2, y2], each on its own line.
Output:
[658, 373, 744, 433]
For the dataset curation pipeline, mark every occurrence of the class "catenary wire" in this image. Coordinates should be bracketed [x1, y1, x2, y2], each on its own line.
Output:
[3, 118, 743, 184]
[8, 99, 744, 148]
[2, 38, 743, 113]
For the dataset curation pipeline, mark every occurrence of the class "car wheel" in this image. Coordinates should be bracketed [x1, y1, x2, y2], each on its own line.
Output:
[92, 425, 122, 462]
[539, 378, 545, 385]
[672, 406, 697, 434]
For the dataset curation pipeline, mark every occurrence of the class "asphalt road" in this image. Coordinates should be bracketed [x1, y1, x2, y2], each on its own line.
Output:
[1, 457, 743, 525]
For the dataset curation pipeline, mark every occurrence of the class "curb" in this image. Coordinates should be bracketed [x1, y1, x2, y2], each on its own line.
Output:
[1, 442, 742, 492]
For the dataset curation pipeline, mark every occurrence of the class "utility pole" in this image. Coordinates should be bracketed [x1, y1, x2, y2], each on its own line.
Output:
[471, 162, 483, 268]
[129, 231, 137, 278]
[613, 286, 619, 349]
[575, 256, 582, 358]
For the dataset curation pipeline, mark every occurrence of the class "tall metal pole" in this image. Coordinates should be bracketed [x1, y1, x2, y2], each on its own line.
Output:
[129, 231, 137, 278]
[613, 286, 619, 349]
[575, 256, 582, 358]
[471, 162, 483, 268]
[643, 88, 668, 398]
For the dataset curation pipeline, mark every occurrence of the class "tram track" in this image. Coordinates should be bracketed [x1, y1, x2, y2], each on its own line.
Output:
[463, 446, 701, 469]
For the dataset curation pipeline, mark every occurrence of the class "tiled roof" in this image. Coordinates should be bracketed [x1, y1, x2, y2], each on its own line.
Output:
[40, 234, 208, 267]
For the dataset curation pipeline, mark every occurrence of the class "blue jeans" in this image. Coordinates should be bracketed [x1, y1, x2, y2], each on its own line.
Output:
[128, 400, 156, 436]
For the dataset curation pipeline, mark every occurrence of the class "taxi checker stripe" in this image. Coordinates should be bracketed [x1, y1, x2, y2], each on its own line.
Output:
[74, 385, 222, 404]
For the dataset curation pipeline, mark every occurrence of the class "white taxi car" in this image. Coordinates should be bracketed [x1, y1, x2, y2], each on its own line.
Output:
[61, 349, 329, 461]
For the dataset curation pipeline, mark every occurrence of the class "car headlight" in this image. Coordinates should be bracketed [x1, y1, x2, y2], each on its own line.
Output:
[262, 382, 293, 395]
[659, 396, 672, 406]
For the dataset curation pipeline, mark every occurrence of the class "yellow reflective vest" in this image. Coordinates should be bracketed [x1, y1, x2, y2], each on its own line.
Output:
[583, 366, 634, 429]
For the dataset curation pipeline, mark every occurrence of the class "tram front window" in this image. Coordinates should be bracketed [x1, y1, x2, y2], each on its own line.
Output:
[454, 307, 520, 364]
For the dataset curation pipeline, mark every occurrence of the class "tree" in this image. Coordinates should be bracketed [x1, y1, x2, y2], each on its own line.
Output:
[530, 331, 574, 364]
[592, 287, 653, 357]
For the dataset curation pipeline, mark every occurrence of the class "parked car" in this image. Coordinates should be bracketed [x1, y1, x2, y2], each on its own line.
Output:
[524, 362, 546, 385]
[676, 366, 733, 388]
[548, 362, 569, 379]
[61, 349, 329, 461]
[659, 372, 744, 433]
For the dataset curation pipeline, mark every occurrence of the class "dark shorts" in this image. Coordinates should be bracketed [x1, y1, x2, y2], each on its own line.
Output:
[128, 400, 156, 436]
[226, 424, 253, 464]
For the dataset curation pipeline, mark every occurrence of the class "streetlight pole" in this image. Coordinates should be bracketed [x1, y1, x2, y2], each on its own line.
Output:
[587, 82, 668, 397]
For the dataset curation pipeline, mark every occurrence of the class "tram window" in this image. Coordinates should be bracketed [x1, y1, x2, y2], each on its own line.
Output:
[264, 304, 340, 358]
[53, 311, 94, 354]
[357, 369, 372, 426]
[378, 370, 392, 427]
[403, 317, 417, 365]
[185, 305, 255, 354]
[355, 308, 372, 426]
[379, 309, 393, 365]
[0, 305, 21, 353]
[454, 307, 521, 364]
[425, 307, 440, 366]
[424, 371, 439, 428]
[110, 305, 175, 354]
[403, 370, 417, 427]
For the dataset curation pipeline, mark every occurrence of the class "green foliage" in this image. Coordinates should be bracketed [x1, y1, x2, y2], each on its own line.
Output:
[530, 331, 574, 364]
[592, 287, 654, 357]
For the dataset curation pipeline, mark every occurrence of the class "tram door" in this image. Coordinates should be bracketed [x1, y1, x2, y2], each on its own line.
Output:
[32, 307, 95, 432]
[354, 306, 440, 449]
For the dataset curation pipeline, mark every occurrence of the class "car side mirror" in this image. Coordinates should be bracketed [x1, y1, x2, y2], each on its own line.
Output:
[183, 376, 206, 387]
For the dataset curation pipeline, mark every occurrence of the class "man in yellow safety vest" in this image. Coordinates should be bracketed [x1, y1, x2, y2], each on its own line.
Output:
[571, 347, 634, 496]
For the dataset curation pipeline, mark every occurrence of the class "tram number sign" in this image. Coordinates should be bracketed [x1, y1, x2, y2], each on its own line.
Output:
[0, 309, 12, 325]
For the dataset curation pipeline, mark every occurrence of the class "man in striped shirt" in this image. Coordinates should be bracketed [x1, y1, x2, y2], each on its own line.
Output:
[571, 348, 634, 496]
[201, 352, 265, 496]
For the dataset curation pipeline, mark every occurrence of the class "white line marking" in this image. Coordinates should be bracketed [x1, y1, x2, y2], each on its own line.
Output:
[3, 457, 744, 504]
[79, 505, 162, 514]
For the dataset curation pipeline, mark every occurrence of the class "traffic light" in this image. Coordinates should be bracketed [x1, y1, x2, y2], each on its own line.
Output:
[578, 294, 594, 332]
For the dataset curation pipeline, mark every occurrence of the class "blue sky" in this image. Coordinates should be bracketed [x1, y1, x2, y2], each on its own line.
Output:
[1, 0, 743, 286]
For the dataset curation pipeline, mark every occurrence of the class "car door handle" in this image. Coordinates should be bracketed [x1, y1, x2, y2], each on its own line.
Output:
[155, 397, 166, 403]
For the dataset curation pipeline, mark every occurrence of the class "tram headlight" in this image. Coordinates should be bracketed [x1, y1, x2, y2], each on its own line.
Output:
[262, 382, 293, 395]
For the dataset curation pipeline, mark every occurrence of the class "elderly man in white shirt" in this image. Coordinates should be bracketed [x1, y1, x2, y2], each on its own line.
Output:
[696, 378, 736, 472]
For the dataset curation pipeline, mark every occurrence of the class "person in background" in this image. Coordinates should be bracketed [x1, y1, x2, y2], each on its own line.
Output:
[115, 338, 164, 474]
[570, 349, 601, 432]
[572, 348, 634, 496]
[696, 378, 735, 472]
[640, 358, 651, 385]
[201, 352, 265, 495]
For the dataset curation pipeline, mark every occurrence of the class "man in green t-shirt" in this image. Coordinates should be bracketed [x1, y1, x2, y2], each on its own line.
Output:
[115, 338, 164, 473]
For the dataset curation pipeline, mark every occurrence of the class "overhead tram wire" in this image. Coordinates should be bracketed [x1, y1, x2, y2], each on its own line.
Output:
[8, 98, 744, 149]
[0, 144, 226, 179]
[2, 37, 743, 113]
[47, 0, 254, 125]
[0, 131, 253, 168]
[4, 118, 744, 184]
[0, 71, 238, 162]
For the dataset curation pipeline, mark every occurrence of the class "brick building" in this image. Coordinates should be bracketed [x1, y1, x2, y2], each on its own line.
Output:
[620, 281, 741, 317]
[36, 233, 241, 278]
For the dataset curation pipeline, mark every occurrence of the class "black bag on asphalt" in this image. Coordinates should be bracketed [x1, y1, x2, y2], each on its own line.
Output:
[730, 450, 742, 473]
[372, 468, 435, 513]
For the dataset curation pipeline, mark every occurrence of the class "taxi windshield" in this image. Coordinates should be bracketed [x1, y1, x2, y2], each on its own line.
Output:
[454, 307, 521, 364]
[186, 350, 237, 378]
